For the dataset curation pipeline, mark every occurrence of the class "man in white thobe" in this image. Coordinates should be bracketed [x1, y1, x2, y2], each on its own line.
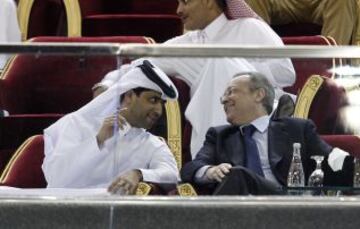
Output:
[92, 0, 296, 158]
[42, 60, 179, 195]
[0, 0, 21, 69]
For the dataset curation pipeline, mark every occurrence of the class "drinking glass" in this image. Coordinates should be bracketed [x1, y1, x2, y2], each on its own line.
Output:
[308, 155, 324, 195]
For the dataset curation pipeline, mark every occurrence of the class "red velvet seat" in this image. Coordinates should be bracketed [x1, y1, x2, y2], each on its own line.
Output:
[0, 135, 46, 188]
[282, 36, 340, 95]
[294, 75, 349, 135]
[18, 0, 66, 40]
[82, 14, 183, 43]
[73, 0, 183, 42]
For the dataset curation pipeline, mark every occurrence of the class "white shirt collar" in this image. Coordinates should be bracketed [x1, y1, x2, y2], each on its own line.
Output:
[201, 13, 228, 42]
[240, 115, 270, 134]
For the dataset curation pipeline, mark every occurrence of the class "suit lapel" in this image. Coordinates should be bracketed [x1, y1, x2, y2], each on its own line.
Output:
[223, 128, 245, 166]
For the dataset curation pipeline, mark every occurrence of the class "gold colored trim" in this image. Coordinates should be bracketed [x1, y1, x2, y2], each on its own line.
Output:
[144, 37, 156, 44]
[326, 36, 343, 77]
[177, 183, 197, 196]
[135, 182, 152, 196]
[63, 0, 82, 37]
[1, 39, 35, 80]
[293, 75, 324, 119]
[0, 55, 16, 80]
[17, 0, 35, 41]
[0, 135, 39, 182]
[319, 35, 338, 79]
[165, 100, 182, 170]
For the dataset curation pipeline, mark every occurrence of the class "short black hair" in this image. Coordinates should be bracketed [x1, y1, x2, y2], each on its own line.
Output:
[120, 87, 151, 102]
[215, 0, 227, 10]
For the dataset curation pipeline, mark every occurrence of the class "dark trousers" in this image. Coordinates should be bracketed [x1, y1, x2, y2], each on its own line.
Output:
[213, 166, 284, 195]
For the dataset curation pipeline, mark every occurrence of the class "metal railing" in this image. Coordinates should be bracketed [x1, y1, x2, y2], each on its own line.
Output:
[1, 42, 360, 58]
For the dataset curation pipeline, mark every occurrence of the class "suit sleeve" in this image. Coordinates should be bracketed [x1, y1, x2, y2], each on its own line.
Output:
[180, 127, 218, 183]
[302, 119, 353, 186]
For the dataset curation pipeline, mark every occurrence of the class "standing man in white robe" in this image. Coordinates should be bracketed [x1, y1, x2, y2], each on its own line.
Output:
[92, 0, 296, 158]
[42, 60, 179, 195]
[0, 0, 21, 70]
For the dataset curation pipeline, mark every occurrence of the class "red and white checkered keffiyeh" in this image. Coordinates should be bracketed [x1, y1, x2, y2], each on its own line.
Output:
[225, 0, 261, 20]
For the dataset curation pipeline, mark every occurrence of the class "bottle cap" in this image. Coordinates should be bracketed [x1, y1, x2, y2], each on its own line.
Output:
[293, 142, 301, 149]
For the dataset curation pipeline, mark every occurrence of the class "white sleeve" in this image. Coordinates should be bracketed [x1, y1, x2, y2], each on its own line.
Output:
[43, 117, 114, 188]
[139, 143, 179, 184]
[6, 0, 21, 42]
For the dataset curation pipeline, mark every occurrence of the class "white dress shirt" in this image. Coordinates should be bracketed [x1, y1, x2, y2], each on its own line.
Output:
[99, 13, 295, 158]
[0, 0, 21, 69]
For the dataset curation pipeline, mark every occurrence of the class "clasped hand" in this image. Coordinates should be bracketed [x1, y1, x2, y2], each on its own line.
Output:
[205, 163, 232, 182]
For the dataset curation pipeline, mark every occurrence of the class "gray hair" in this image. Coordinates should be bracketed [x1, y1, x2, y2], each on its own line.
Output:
[234, 72, 275, 114]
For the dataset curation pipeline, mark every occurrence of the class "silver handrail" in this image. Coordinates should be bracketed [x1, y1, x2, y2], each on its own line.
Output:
[0, 42, 360, 58]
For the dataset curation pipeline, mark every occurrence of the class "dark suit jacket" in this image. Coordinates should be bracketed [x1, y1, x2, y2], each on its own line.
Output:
[181, 117, 352, 187]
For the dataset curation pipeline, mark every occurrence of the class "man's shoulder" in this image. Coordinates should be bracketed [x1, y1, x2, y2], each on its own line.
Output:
[144, 131, 169, 147]
[209, 125, 238, 135]
[271, 117, 313, 127]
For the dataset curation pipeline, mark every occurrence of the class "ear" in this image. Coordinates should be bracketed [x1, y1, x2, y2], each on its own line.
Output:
[121, 90, 135, 106]
[254, 88, 266, 103]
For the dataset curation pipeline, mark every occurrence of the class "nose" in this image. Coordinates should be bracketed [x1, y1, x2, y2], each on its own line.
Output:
[220, 95, 228, 105]
[176, 2, 184, 16]
[154, 102, 163, 117]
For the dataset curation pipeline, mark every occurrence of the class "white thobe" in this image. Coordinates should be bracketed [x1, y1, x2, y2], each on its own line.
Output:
[43, 113, 179, 188]
[99, 13, 295, 158]
[0, 0, 21, 69]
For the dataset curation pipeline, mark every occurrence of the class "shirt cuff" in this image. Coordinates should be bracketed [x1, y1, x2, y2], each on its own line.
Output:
[327, 147, 349, 171]
[194, 165, 213, 183]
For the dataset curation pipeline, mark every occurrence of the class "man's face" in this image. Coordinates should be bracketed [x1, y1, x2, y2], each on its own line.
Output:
[221, 76, 261, 125]
[126, 90, 165, 129]
[177, 0, 216, 30]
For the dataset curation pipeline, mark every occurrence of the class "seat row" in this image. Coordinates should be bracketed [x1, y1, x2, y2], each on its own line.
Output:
[0, 35, 357, 194]
[17, 0, 326, 43]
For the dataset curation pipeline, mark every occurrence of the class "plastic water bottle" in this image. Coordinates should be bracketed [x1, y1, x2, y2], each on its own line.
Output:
[287, 143, 305, 195]
[353, 157, 360, 188]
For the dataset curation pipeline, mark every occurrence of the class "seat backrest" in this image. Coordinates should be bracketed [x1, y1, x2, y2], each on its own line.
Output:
[0, 36, 154, 114]
[282, 36, 339, 95]
[0, 135, 46, 188]
[321, 135, 360, 159]
[78, 0, 178, 17]
[294, 75, 349, 134]
[272, 23, 322, 38]
[18, 0, 66, 40]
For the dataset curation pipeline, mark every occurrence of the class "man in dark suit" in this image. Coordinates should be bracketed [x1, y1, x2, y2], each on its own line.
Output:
[181, 72, 352, 195]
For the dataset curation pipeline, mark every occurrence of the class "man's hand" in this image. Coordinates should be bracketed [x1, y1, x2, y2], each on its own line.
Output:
[93, 85, 108, 98]
[205, 163, 232, 182]
[108, 170, 143, 195]
[96, 110, 128, 147]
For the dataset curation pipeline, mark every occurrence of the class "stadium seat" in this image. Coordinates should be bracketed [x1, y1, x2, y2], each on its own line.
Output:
[63, 0, 183, 42]
[17, 0, 66, 40]
[282, 35, 341, 95]
[294, 75, 349, 135]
